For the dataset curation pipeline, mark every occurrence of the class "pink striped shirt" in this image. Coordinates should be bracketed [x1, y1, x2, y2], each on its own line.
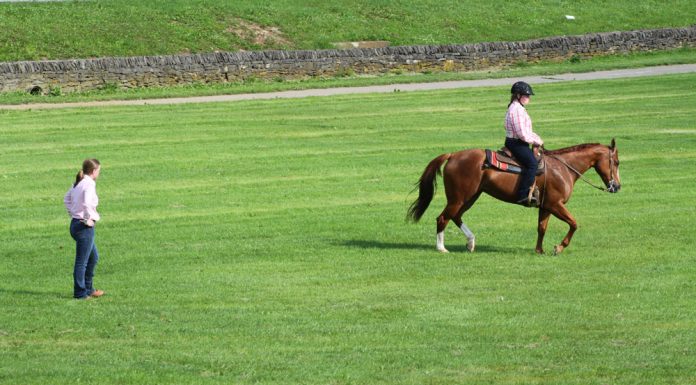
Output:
[505, 100, 543, 146]
[64, 175, 100, 222]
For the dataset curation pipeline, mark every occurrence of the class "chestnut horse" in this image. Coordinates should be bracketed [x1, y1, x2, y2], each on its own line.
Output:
[407, 139, 621, 254]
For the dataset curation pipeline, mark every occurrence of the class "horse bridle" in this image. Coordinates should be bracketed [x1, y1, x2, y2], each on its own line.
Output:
[548, 148, 618, 193]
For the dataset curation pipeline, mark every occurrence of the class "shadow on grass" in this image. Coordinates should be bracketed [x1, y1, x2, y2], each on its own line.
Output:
[0, 288, 65, 299]
[341, 239, 520, 254]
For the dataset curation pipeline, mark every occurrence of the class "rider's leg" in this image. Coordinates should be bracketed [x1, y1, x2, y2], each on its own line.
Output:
[505, 138, 538, 203]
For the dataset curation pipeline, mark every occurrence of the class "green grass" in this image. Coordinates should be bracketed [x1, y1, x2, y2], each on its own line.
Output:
[0, 0, 694, 61]
[1, 73, 696, 384]
[1, 46, 695, 105]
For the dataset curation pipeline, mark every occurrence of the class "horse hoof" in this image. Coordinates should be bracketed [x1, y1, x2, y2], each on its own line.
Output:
[553, 245, 563, 255]
[437, 248, 449, 253]
[467, 239, 475, 252]
[535, 248, 544, 254]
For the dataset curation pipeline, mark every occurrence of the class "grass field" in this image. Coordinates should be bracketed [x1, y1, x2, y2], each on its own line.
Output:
[1, 0, 694, 61]
[1, 73, 695, 384]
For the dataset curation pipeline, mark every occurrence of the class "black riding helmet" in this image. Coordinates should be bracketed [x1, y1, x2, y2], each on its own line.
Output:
[511, 81, 534, 96]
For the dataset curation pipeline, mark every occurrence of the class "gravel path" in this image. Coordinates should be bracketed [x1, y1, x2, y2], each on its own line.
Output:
[2, 64, 695, 110]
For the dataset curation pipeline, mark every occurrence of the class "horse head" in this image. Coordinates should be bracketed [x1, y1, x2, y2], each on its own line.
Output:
[594, 138, 621, 193]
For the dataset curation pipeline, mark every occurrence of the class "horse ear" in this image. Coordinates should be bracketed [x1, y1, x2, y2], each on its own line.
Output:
[610, 138, 616, 150]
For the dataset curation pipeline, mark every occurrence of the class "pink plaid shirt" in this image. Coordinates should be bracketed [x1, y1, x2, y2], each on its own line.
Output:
[505, 100, 543, 146]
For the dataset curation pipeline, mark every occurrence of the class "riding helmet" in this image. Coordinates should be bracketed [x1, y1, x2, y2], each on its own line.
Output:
[511, 81, 534, 96]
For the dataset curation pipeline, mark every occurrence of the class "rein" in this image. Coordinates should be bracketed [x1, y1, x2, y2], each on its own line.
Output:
[547, 153, 613, 192]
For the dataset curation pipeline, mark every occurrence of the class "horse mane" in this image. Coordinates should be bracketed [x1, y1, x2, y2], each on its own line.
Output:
[545, 143, 601, 155]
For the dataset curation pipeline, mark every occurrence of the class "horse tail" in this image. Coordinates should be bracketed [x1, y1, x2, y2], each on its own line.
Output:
[407, 153, 452, 222]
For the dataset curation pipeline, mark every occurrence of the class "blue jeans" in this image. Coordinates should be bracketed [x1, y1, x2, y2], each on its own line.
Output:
[505, 137, 538, 201]
[70, 219, 99, 299]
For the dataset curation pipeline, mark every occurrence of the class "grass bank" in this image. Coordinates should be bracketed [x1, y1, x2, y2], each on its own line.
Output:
[1, 72, 695, 384]
[1, 0, 694, 61]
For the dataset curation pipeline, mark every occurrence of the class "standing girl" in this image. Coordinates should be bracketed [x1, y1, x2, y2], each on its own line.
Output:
[64, 159, 105, 299]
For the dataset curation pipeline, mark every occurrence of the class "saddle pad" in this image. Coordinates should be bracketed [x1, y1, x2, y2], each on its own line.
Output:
[484, 149, 522, 174]
[484, 149, 545, 175]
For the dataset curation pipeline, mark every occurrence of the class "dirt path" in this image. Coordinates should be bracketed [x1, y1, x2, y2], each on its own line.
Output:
[2, 64, 695, 110]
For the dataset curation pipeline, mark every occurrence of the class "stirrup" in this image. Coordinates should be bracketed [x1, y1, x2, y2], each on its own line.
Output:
[528, 185, 540, 206]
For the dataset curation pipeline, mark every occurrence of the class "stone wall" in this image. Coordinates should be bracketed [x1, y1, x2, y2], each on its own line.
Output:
[1, 26, 694, 94]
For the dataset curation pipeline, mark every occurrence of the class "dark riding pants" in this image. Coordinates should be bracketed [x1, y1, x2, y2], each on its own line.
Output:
[505, 137, 538, 201]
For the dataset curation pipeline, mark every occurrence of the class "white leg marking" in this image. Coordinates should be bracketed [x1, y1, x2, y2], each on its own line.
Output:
[460, 223, 476, 252]
[436, 231, 448, 253]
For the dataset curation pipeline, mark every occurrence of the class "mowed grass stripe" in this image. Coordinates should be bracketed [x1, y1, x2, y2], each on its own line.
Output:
[1, 74, 696, 385]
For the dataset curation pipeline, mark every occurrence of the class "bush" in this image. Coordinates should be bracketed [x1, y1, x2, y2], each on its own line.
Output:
[100, 82, 120, 92]
[48, 86, 62, 97]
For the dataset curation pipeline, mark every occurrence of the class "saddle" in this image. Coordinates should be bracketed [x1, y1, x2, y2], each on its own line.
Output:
[483, 147, 545, 175]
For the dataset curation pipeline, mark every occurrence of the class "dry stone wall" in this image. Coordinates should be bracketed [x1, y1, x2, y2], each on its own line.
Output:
[1, 26, 694, 94]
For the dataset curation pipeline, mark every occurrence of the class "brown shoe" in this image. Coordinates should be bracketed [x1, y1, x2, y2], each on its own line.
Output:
[90, 290, 105, 298]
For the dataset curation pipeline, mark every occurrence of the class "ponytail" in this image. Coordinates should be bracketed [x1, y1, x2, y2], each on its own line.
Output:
[73, 170, 85, 187]
[508, 94, 519, 108]
[73, 158, 100, 187]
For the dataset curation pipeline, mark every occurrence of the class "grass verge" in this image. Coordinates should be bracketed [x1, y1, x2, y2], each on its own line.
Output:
[0, 47, 695, 105]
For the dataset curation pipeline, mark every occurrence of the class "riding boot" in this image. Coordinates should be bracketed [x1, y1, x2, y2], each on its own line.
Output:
[516, 184, 539, 207]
